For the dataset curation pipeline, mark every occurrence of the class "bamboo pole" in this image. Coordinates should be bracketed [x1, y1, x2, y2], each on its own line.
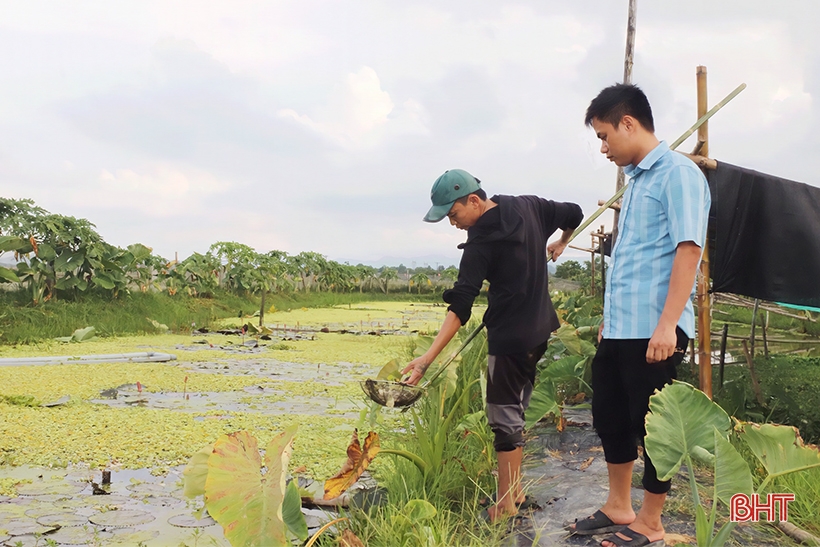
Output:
[696, 66, 713, 399]
[710, 333, 820, 344]
[590, 235, 596, 297]
[612, 0, 638, 245]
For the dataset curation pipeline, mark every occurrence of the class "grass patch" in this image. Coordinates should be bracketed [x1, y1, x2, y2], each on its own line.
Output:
[0, 289, 453, 346]
[772, 467, 820, 535]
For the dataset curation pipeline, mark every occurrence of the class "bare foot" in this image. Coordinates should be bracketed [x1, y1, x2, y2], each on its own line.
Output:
[486, 503, 518, 523]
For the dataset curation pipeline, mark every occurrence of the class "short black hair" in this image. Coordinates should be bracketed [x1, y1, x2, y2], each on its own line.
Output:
[585, 84, 654, 132]
[455, 188, 487, 205]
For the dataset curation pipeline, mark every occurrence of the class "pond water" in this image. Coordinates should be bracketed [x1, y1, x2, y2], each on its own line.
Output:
[0, 302, 456, 546]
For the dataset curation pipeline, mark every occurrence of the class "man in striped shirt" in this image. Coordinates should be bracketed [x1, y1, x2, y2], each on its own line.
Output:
[569, 84, 710, 547]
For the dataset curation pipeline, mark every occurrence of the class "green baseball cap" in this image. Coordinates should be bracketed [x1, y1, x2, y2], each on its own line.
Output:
[423, 169, 482, 222]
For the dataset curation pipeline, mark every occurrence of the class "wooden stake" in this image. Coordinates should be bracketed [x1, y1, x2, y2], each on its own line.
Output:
[696, 65, 713, 399]
[750, 298, 759, 358]
[741, 339, 765, 406]
[719, 323, 728, 389]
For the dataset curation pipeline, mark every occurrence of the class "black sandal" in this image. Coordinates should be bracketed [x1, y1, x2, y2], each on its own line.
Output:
[600, 527, 665, 546]
[566, 509, 626, 536]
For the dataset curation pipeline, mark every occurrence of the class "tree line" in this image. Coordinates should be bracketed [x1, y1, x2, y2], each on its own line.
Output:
[0, 198, 458, 303]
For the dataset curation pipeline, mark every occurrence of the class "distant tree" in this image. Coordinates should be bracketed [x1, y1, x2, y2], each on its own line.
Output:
[378, 267, 398, 294]
[554, 260, 585, 281]
[441, 266, 459, 282]
[409, 271, 430, 294]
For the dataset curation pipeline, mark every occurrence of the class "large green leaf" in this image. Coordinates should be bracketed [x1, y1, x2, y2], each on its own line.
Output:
[182, 444, 214, 499]
[54, 251, 83, 273]
[0, 236, 30, 253]
[36, 243, 56, 260]
[376, 359, 402, 381]
[737, 422, 820, 480]
[282, 480, 308, 541]
[204, 427, 297, 547]
[553, 324, 582, 355]
[713, 428, 753, 505]
[540, 355, 583, 383]
[525, 380, 559, 428]
[404, 499, 437, 521]
[93, 273, 116, 290]
[71, 326, 96, 342]
[645, 381, 731, 482]
[0, 266, 19, 283]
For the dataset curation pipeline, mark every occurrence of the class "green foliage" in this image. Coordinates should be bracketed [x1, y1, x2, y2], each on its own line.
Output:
[553, 258, 608, 295]
[645, 380, 820, 547]
[525, 293, 600, 428]
[0, 290, 260, 344]
[700, 355, 820, 443]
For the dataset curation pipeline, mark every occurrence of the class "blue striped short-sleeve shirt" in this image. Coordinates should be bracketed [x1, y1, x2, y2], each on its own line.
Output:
[603, 141, 711, 340]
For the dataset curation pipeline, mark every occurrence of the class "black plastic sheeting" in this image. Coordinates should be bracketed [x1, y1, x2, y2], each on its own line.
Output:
[707, 161, 820, 308]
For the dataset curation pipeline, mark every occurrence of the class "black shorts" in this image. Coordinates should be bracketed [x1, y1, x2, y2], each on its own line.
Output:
[486, 340, 548, 451]
[591, 327, 688, 493]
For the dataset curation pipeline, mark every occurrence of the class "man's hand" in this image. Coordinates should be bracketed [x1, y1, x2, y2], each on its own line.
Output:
[646, 323, 677, 363]
[401, 355, 432, 386]
[598, 322, 604, 343]
[547, 240, 567, 262]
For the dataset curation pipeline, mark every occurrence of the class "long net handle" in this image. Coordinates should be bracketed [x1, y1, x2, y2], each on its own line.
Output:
[421, 321, 486, 387]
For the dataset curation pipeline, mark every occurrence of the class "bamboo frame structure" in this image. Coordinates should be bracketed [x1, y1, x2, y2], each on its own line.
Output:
[612, 0, 638, 243]
[696, 66, 713, 399]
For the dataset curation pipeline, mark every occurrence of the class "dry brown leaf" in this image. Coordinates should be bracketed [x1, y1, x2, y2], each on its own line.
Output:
[323, 430, 380, 500]
[568, 391, 586, 404]
[556, 415, 567, 432]
[338, 529, 365, 547]
[579, 457, 594, 471]
[293, 465, 307, 474]
[664, 532, 695, 545]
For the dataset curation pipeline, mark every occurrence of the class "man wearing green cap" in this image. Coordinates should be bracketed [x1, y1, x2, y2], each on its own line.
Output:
[403, 169, 583, 522]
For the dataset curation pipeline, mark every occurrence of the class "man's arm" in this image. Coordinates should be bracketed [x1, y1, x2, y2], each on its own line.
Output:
[646, 241, 702, 363]
[401, 311, 462, 385]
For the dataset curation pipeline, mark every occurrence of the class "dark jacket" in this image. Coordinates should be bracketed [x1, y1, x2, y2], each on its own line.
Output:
[443, 195, 583, 355]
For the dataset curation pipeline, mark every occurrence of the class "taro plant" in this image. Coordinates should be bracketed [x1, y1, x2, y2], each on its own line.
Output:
[645, 380, 820, 547]
[182, 426, 308, 547]
[525, 294, 600, 428]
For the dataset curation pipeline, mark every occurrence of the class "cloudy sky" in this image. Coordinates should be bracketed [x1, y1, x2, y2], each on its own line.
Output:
[1, 1, 817, 266]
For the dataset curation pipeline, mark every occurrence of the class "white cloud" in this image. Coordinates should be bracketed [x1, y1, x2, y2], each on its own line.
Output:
[93, 165, 233, 217]
[278, 66, 428, 150]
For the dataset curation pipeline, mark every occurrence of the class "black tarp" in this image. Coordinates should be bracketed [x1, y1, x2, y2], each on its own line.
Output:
[707, 161, 820, 308]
